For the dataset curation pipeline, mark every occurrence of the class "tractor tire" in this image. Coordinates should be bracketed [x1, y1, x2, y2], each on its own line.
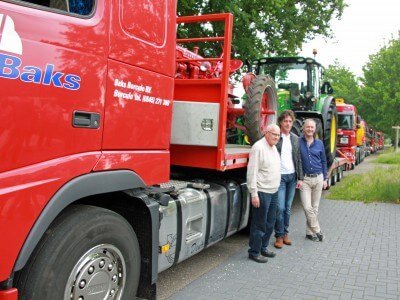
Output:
[16, 205, 141, 300]
[322, 100, 338, 167]
[315, 118, 324, 140]
[244, 75, 278, 145]
[291, 119, 303, 137]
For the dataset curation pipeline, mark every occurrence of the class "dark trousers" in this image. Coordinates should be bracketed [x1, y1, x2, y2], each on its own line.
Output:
[248, 191, 278, 257]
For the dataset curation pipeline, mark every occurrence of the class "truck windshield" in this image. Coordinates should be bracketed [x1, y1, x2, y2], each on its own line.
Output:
[338, 114, 354, 129]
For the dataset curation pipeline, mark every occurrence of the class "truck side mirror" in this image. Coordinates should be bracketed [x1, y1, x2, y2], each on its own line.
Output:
[320, 82, 334, 94]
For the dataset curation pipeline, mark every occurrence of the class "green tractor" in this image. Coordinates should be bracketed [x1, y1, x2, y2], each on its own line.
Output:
[244, 56, 338, 167]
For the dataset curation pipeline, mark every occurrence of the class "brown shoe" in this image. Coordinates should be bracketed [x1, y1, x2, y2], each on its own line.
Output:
[274, 237, 283, 249]
[283, 234, 292, 245]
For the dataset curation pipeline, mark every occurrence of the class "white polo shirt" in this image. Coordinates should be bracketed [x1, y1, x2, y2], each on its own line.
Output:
[280, 133, 295, 174]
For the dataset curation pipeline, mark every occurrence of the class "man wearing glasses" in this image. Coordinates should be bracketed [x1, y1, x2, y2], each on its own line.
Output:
[247, 124, 281, 263]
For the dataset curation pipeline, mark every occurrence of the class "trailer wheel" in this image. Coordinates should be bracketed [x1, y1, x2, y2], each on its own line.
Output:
[244, 75, 278, 145]
[323, 100, 338, 167]
[337, 167, 343, 182]
[16, 205, 140, 300]
[331, 170, 337, 186]
[326, 176, 331, 190]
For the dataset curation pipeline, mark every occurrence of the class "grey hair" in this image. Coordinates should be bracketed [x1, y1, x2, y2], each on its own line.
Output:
[303, 118, 316, 127]
[266, 124, 280, 132]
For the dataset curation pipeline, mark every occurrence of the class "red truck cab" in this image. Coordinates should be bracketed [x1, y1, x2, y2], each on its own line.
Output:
[0, 1, 257, 299]
[335, 98, 357, 167]
[1, 0, 176, 298]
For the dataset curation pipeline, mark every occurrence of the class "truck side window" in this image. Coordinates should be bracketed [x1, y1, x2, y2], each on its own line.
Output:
[69, 0, 93, 15]
[14, 0, 94, 16]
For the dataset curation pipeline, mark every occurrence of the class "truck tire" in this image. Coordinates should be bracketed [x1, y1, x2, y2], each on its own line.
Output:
[244, 75, 278, 145]
[323, 101, 338, 167]
[16, 205, 140, 300]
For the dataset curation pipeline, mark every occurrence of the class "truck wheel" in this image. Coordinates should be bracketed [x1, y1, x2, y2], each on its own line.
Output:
[323, 101, 338, 167]
[16, 205, 140, 300]
[244, 75, 278, 145]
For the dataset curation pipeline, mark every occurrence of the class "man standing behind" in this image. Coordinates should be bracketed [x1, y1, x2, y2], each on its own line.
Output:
[299, 118, 328, 242]
[274, 110, 303, 249]
[247, 124, 281, 263]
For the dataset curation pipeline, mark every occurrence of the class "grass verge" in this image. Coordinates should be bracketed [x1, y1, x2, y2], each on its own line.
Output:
[373, 150, 400, 164]
[326, 165, 400, 203]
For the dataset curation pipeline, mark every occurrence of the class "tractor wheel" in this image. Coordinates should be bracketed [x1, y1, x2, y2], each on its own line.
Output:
[16, 205, 140, 300]
[291, 119, 303, 137]
[315, 119, 324, 140]
[244, 75, 278, 145]
[322, 100, 338, 167]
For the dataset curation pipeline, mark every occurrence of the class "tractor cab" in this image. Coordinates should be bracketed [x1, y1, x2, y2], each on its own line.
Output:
[250, 57, 333, 114]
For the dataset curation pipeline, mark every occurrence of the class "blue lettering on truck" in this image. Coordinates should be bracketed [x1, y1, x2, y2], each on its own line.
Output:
[0, 53, 81, 90]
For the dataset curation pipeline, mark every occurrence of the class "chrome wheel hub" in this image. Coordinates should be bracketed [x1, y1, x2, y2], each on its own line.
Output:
[64, 244, 126, 300]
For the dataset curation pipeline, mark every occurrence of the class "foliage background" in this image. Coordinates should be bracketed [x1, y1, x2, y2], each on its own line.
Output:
[177, 0, 346, 59]
[324, 35, 400, 142]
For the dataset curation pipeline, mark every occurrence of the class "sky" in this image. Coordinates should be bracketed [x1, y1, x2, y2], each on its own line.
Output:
[300, 0, 400, 77]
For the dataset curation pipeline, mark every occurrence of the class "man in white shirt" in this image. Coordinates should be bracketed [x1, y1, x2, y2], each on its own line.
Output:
[274, 110, 304, 249]
[247, 124, 281, 263]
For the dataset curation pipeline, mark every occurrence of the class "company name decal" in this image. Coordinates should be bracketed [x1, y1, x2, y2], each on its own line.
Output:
[113, 78, 171, 107]
[0, 53, 81, 90]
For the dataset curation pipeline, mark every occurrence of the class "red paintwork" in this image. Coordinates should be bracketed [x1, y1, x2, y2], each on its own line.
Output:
[0, 0, 176, 285]
[336, 102, 357, 164]
[0, 288, 18, 300]
[93, 151, 170, 185]
[103, 60, 174, 150]
[337, 128, 356, 164]
[171, 14, 250, 170]
[0, 153, 101, 281]
[0, 1, 108, 173]
[376, 131, 384, 150]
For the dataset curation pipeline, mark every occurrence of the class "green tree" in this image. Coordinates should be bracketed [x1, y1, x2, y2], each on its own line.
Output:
[360, 35, 400, 142]
[324, 60, 362, 105]
[177, 0, 346, 60]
